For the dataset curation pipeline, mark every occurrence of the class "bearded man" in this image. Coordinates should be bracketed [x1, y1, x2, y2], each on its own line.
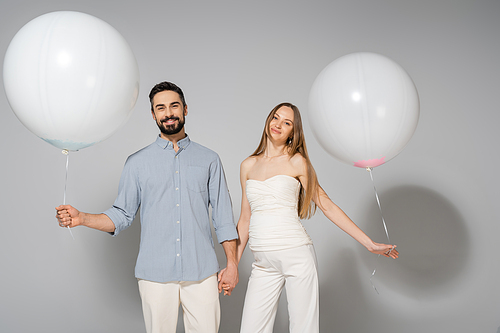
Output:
[56, 81, 238, 333]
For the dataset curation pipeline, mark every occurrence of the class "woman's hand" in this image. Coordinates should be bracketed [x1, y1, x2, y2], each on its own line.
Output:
[218, 268, 238, 295]
[369, 243, 399, 259]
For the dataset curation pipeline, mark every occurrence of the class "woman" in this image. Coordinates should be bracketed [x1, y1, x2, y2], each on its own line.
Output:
[222, 102, 398, 333]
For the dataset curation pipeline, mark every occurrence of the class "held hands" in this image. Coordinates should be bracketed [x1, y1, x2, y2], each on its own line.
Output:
[217, 265, 239, 296]
[370, 242, 399, 259]
[55, 204, 81, 228]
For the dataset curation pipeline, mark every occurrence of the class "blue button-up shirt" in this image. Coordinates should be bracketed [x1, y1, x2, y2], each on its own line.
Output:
[104, 135, 237, 283]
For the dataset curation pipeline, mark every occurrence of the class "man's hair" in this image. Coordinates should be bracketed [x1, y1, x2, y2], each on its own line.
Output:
[149, 81, 187, 110]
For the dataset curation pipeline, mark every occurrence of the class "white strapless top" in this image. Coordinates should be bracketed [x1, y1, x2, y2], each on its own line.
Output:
[246, 175, 312, 252]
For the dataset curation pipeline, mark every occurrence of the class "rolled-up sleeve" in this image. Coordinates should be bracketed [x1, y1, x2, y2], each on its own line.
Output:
[103, 156, 141, 236]
[208, 155, 238, 243]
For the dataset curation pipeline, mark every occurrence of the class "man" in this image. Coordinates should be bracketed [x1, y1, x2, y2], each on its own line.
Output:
[56, 81, 238, 333]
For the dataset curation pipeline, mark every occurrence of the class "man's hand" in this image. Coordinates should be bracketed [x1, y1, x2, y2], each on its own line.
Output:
[219, 239, 238, 295]
[55, 205, 82, 228]
[55, 205, 115, 233]
[218, 264, 238, 296]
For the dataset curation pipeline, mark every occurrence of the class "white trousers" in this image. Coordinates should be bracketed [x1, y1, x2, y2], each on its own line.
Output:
[240, 244, 319, 333]
[138, 274, 220, 333]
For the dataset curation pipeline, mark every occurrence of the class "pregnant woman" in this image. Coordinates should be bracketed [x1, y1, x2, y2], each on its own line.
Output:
[220, 102, 398, 333]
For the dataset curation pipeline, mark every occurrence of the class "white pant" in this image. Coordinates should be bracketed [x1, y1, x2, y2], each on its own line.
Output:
[240, 244, 319, 333]
[138, 274, 220, 333]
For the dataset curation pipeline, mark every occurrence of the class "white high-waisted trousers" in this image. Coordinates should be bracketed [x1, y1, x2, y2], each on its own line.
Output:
[240, 244, 319, 333]
[138, 273, 220, 333]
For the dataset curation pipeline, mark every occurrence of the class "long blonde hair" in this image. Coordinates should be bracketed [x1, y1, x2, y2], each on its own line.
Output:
[251, 102, 319, 219]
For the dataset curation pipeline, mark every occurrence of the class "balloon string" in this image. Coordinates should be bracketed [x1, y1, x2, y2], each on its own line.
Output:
[366, 167, 390, 294]
[62, 150, 75, 240]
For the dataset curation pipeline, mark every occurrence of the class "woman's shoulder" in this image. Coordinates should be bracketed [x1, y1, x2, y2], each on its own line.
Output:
[241, 155, 258, 171]
[289, 152, 307, 166]
[289, 153, 308, 176]
[240, 156, 259, 182]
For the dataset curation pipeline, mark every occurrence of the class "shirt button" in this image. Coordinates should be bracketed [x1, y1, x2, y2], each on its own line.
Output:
[176, 204, 179, 207]
[177, 221, 180, 223]
[176, 239, 180, 242]
[177, 254, 180, 256]
[175, 156, 178, 158]
[176, 188, 179, 190]
[175, 171, 179, 173]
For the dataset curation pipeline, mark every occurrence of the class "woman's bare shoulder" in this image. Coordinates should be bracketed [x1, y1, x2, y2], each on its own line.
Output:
[240, 155, 259, 175]
[288, 153, 308, 178]
[290, 153, 307, 167]
[241, 155, 258, 167]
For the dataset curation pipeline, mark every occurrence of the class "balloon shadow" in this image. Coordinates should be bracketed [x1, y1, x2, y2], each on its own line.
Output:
[358, 185, 471, 299]
[318, 248, 371, 332]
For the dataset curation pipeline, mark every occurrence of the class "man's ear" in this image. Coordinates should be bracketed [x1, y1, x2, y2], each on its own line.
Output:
[184, 105, 188, 117]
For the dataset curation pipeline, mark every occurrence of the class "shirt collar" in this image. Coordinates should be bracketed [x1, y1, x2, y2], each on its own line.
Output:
[155, 134, 191, 150]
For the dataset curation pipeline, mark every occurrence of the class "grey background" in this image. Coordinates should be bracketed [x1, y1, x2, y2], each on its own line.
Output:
[1, 0, 499, 332]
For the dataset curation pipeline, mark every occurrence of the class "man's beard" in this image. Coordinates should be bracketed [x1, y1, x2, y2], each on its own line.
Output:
[156, 116, 185, 135]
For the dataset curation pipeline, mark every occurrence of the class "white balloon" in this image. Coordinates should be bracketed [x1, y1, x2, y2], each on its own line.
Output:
[3, 11, 140, 151]
[309, 52, 419, 168]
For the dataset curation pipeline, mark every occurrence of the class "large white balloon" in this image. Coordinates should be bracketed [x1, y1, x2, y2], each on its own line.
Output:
[309, 52, 419, 168]
[3, 11, 140, 151]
